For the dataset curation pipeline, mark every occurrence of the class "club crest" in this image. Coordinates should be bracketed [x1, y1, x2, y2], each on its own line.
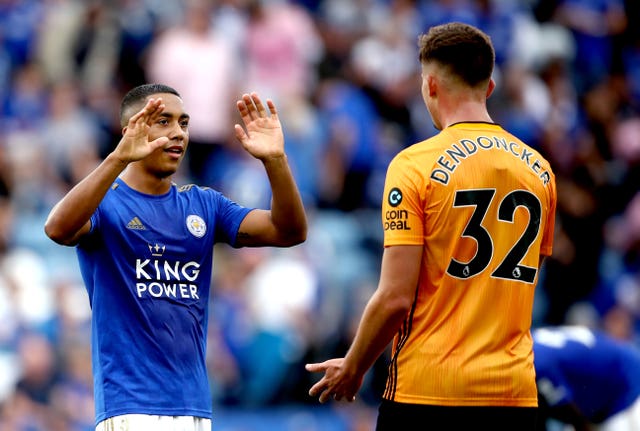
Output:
[186, 215, 206, 238]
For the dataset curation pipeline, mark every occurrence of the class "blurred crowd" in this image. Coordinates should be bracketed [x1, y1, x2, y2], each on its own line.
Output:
[0, 0, 639, 430]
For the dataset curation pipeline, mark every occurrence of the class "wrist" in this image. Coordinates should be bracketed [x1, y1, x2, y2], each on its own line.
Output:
[261, 154, 287, 167]
[105, 152, 130, 169]
[343, 353, 364, 379]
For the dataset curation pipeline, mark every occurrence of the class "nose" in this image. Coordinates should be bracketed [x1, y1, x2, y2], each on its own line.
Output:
[169, 122, 187, 140]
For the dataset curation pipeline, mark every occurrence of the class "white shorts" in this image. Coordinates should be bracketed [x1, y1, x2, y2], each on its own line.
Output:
[96, 414, 211, 431]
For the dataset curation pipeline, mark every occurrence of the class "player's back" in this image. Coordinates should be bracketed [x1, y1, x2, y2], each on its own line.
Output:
[382, 122, 556, 406]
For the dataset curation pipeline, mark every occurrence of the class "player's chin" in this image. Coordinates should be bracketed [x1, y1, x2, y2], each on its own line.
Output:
[162, 155, 183, 169]
[154, 163, 179, 178]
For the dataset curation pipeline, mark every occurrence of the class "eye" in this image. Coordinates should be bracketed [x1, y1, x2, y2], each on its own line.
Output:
[157, 118, 168, 125]
[180, 120, 189, 129]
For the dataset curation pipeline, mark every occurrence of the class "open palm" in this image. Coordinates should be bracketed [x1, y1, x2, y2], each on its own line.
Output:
[234, 93, 284, 160]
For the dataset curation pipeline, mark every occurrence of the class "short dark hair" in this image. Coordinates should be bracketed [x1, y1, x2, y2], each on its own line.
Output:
[418, 22, 495, 87]
[119, 83, 181, 127]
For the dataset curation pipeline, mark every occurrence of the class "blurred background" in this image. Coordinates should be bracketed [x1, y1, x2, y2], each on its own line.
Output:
[0, 0, 638, 429]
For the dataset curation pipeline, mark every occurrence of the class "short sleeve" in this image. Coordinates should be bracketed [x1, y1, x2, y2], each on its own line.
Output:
[382, 152, 426, 247]
[212, 191, 253, 247]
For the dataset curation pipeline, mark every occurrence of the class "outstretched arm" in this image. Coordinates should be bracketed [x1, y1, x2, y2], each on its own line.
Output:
[306, 245, 422, 403]
[233, 93, 307, 247]
[44, 98, 169, 246]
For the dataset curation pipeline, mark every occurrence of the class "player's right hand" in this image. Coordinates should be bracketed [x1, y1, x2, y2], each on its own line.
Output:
[114, 98, 169, 164]
[306, 359, 360, 404]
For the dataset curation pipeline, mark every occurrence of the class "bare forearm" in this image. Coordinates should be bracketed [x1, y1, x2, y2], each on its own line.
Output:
[262, 155, 307, 243]
[344, 291, 408, 377]
[45, 153, 128, 245]
[345, 247, 419, 376]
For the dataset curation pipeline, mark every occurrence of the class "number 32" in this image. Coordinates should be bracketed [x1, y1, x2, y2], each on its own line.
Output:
[447, 189, 542, 283]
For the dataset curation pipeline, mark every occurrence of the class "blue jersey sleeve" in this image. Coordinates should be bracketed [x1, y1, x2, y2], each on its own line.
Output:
[209, 189, 253, 247]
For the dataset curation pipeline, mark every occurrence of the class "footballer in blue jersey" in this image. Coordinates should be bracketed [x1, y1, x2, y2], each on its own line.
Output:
[533, 326, 640, 431]
[44, 84, 307, 430]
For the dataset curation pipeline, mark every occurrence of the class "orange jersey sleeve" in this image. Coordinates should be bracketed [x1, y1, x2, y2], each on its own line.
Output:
[381, 122, 556, 407]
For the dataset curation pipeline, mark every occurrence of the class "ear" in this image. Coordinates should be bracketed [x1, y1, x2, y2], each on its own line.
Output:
[486, 78, 496, 98]
[427, 74, 437, 97]
[122, 126, 128, 136]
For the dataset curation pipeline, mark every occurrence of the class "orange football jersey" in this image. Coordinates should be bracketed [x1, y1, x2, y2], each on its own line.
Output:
[381, 122, 556, 407]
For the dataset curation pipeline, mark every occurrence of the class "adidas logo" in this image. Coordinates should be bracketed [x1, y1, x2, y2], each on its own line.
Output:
[127, 217, 146, 230]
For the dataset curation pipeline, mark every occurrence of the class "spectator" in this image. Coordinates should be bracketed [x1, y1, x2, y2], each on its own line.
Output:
[145, 0, 240, 186]
[243, 0, 323, 99]
[551, 0, 628, 93]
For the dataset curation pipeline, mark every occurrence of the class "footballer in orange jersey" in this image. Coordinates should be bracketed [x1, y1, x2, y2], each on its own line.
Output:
[381, 122, 555, 406]
[307, 22, 556, 431]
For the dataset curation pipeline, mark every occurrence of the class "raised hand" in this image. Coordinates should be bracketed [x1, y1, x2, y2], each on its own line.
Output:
[234, 93, 284, 161]
[114, 98, 169, 164]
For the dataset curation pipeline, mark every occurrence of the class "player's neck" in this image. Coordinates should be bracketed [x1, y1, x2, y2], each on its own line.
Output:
[120, 167, 173, 195]
[439, 97, 493, 129]
[433, 85, 493, 129]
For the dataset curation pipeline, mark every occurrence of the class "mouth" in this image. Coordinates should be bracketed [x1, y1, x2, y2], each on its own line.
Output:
[164, 146, 184, 158]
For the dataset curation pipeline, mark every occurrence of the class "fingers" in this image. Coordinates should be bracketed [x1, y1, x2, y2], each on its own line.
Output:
[233, 123, 247, 145]
[266, 99, 277, 117]
[145, 98, 165, 125]
[128, 98, 164, 127]
[236, 99, 252, 126]
[236, 92, 275, 122]
[308, 380, 324, 398]
[308, 381, 356, 403]
[249, 93, 267, 117]
[308, 380, 333, 404]
[305, 363, 325, 373]
[307, 365, 330, 402]
[319, 388, 333, 404]
[238, 94, 259, 120]
[306, 362, 357, 404]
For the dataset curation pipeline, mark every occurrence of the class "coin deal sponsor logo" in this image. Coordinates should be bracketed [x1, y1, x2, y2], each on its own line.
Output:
[388, 187, 403, 207]
[385, 208, 411, 231]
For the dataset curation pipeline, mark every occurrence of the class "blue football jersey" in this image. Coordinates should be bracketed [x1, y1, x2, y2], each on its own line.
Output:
[533, 326, 640, 423]
[76, 178, 252, 424]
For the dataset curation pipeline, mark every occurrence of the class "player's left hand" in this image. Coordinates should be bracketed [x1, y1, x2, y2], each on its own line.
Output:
[234, 93, 284, 161]
[305, 358, 361, 403]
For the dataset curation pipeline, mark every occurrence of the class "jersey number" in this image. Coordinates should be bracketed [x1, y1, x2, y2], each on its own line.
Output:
[446, 189, 542, 283]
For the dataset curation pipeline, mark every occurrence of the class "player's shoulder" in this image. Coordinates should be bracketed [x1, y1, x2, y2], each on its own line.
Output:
[177, 183, 223, 197]
[176, 183, 231, 209]
[178, 183, 210, 193]
[391, 135, 442, 165]
[171, 183, 211, 206]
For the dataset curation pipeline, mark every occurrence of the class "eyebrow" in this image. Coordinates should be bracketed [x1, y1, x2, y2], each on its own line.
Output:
[159, 112, 190, 120]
